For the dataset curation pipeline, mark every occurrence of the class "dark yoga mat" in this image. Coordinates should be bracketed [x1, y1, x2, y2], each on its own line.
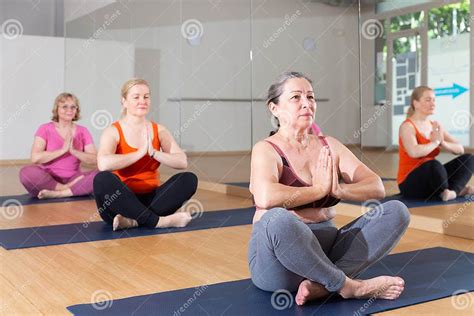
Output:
[67, 247, 474, 315]
[0, 193, 93, 206]
[0, 207, 255, 250]
[343, 194, 473, 208]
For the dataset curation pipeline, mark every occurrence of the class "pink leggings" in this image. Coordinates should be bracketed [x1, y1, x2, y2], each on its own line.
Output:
[19, 165, 98, 197]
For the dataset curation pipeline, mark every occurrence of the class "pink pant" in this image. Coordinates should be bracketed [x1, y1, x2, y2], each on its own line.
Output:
[19, 165, 98, 197]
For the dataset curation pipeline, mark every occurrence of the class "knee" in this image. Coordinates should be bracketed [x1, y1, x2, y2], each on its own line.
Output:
[459, 153, 474, 171]
[19, 165, 37, 185]
[383, 200, 410, 229]
[426, 160, 444, 172]
[93, 171, 116, 191]
[182, 172, 198, 192]
[262, 207, 299, 232]
[425, 160, 446, 181]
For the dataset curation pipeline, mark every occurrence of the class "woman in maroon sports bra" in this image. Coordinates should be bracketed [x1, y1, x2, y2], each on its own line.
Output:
[248, 72, 410, 306]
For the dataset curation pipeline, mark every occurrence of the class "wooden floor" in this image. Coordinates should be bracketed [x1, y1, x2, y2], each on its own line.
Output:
[0, 149, 473, 315]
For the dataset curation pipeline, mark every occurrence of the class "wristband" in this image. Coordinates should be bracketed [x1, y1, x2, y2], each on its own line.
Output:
[150, 150, 155, 159]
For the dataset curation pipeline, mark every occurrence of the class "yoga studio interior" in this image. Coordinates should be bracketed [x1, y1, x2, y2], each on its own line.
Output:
[1, 0, 473, 315]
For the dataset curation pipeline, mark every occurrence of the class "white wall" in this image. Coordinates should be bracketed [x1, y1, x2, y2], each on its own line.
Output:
[0, 35, 134, 160]
[64, 38, 135, 145]
[0, 35, 65, 160]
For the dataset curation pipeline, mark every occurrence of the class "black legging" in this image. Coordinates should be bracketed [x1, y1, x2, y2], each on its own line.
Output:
[93, 171, 198, 228]
[399, 153, 473, 200]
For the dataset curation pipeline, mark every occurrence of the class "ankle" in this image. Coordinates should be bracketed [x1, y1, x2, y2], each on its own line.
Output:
[339, 277, 359, 299]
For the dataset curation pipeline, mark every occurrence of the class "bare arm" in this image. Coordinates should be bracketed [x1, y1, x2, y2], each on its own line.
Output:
[439, 124, 464, 155]
[250, 141, 331, 209]
[70, 144, 97, 165]
[328, 137, 385, 201]
[96, 125, 146, 171]
[152, 125, 187, 169]
[31, 136, 67, 164]
[399, 122, 440, 158]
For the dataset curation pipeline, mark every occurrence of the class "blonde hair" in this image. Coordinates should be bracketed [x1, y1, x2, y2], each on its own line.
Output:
[407, 86, 433, 118]
[120, 78, 150, 116]
[51, 92, 81, 122]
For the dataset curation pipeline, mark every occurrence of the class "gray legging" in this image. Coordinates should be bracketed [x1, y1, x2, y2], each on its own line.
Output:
[248, 200, 410, 292]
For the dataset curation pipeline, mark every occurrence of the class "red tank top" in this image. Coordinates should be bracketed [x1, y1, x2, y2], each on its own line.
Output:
[397, 119, 440, 184]
[254, 136, 340, 210]
[112, 121, 161, 194]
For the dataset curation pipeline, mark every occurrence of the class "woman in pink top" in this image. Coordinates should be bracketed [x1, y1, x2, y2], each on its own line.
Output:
[19, 93, 98, 199]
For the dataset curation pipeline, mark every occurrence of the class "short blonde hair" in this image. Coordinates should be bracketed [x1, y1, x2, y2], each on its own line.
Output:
[51, 92, 81, 122]
[407, 86, 433, 118]
[121, 78, 150, 116]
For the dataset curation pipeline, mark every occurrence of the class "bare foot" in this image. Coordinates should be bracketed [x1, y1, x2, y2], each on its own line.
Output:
[340, 276, 405, 300]
[156, 212, 192, 228]
[37, 189, 72, 199]
[295, 280, 329, 305]
[113, 214, 138, 231]
[440, 189, 457, 202]
[459, 186, 474, 197]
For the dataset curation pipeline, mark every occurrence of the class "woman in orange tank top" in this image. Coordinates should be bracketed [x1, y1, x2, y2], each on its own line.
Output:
[93, 79, 198, 230]
[398, 86, 473, 201]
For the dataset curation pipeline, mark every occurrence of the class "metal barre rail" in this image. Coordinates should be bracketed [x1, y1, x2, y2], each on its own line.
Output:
[167, 97, 329, 102]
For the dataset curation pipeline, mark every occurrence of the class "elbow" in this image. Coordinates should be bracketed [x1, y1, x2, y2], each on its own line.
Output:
[375, 188, 386, 200]
[406, 150, 420, 159]
[97, 159, 108, 172]
[253, 189, 274, 209]
[30, 155, 40, 164]
[180, 156, 188, 169]
[373, 176, 386, 200]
